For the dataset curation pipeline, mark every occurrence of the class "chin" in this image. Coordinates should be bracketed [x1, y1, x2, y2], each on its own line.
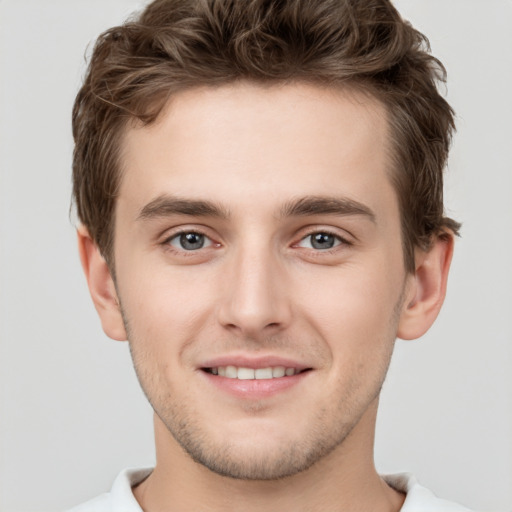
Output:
[181, 438, 332, 481]
[161, 411, 353, 481]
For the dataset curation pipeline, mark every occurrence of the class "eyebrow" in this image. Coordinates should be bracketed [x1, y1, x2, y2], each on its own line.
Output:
[137, 195, 230, 221]
[280, 195, 376, 223]
[137, 194, 376, 223]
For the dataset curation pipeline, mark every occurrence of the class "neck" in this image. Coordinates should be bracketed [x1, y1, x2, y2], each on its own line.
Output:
[133, 401, 405, 512]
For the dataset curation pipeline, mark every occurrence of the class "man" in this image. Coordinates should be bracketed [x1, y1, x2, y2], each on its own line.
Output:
[69, 0, 470, 510]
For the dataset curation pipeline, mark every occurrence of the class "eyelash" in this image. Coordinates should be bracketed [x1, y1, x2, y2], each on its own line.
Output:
[162, 229, 217, 255]
[161, 228, 352, 256]
[295, 229, 352, 253]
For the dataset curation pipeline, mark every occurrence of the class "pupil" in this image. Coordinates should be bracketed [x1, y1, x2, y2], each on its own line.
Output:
[180, 233, 204, 250]
[311, 233, 335, 250]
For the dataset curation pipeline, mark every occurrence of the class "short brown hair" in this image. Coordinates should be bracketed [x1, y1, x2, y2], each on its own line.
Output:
[72, 0, 460, 272]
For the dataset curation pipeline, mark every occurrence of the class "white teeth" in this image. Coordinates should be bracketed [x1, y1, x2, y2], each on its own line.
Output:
[254, 368, 273, 379]
[272, 366, 286, 378]
[237, 367, 255, 380]
[225, 365, 237, 378]
[210, 366, 301, 379]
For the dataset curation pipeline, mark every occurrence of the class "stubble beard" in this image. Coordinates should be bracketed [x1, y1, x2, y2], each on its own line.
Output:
[121, 290, 405, 481]
[127, 341, 396, 482]
[152, 394, 368, 481]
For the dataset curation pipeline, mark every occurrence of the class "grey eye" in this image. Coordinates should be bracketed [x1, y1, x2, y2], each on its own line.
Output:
[297, 232, 341, 250]
[170, 232, 211, 251]
[310, 233, 336, 249]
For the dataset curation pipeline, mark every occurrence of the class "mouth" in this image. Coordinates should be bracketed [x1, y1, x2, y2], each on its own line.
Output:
[198, 356, 313, 399]
[202, 366, 311, 380]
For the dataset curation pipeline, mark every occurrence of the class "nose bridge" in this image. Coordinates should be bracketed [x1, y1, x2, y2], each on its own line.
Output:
[218, 237, 290, 335]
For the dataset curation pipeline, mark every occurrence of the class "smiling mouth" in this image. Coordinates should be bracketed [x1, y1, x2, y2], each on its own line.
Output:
[202, 366, 312, 380]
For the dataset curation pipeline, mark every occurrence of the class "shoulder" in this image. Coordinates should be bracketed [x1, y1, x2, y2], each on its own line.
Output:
[66, 468, 152, 512]
[383, 473, 476, 512]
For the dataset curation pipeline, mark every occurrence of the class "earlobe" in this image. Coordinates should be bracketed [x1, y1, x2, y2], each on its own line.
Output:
[397, 234, 455, 341]
[77, 226, 127, 341]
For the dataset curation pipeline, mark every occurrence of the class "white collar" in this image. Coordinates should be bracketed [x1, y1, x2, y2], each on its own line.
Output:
[70, 467, 473, 511]
[383, 473, 473, 511]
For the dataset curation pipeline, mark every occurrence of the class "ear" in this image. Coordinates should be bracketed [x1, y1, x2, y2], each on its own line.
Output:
[397, 233, 455, 340]
[77, 226, 127, 341]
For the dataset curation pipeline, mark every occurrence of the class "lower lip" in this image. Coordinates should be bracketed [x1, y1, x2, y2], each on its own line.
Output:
[200, 370, 310, 399]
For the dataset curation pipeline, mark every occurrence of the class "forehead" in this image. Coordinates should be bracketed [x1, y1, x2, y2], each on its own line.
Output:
[118, 82, 394, 220]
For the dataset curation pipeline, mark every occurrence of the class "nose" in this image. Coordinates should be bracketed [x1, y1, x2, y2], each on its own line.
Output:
[217, 245, 292, 338]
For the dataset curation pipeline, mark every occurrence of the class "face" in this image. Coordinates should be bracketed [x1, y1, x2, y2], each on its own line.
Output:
[112, 83, 411, 479]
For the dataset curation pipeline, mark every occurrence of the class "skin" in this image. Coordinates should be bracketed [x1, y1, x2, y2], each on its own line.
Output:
[79, 82, 453, 512]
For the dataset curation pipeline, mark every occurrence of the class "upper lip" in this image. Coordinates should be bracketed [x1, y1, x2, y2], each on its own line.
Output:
[199, 354, 312, 371]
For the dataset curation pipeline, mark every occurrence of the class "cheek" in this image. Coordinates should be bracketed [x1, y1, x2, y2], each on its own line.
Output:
[118, 266, 218, 355]
[296, 263, 403, 357]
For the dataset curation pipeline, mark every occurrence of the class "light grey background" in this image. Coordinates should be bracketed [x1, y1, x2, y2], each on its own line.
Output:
[0, 1, 510, 511]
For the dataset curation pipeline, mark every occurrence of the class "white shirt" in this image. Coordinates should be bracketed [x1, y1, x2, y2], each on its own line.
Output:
[67, 468, 474, 511]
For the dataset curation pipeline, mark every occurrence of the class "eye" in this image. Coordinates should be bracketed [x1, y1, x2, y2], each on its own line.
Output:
[297, 232, 343, 250]
[167, 231, 213, 251]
